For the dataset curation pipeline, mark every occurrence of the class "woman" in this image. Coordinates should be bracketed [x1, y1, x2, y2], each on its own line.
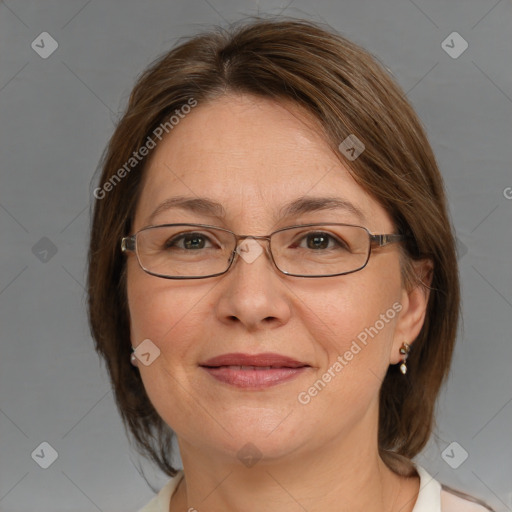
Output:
[88, 17, 492, 511]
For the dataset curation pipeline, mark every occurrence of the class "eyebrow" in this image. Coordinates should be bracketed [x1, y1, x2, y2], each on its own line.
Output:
[146, 195, 366, 226]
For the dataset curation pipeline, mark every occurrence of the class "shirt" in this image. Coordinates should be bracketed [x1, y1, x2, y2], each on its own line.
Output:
[137, 464, 491, 512]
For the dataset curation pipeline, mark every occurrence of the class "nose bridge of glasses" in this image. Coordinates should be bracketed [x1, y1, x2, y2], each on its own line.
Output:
[235, 233, 271, 242]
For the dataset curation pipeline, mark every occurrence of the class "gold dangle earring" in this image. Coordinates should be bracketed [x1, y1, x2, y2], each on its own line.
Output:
[399, 342, 410, 375]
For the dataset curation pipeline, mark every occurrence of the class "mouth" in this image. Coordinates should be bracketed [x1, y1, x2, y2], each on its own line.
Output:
[199, 353, 311, 389]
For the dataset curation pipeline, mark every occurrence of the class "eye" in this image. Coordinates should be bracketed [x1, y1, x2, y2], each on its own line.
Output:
[295, 231, 349, 251]
[164, 232, 216, 250]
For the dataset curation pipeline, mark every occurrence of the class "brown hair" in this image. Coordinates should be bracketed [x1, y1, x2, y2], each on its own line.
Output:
[87, 16, 460, 477]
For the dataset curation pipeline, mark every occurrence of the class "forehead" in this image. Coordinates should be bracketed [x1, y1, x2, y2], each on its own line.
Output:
[134, 94, 392, 232]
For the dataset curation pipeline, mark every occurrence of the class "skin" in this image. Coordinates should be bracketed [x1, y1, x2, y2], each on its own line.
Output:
[126, 94, 432, 512]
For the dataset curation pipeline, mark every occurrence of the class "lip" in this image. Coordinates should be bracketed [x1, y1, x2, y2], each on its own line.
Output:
[199, 352, 311, 389]
[200, 352, 308, 368]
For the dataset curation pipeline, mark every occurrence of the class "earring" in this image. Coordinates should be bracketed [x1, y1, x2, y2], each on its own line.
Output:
[399, 342, 410, 375]
[130, 349, 138, 367]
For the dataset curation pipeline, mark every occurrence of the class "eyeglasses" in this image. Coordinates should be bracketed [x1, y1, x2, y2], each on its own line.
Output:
[121, 223, 408, 279]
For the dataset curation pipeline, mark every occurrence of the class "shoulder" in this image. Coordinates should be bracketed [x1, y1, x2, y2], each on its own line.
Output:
[413, 464, 493, 512]
[137, 470, 184, 512]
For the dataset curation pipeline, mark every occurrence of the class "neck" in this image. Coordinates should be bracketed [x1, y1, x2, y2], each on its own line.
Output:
[170, 420, 420, 512]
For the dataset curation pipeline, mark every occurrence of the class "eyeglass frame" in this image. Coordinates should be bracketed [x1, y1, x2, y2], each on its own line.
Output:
[120, 222, 409, 279]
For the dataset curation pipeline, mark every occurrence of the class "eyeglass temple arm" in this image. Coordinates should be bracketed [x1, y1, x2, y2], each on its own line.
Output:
[370, 233, 408, 247]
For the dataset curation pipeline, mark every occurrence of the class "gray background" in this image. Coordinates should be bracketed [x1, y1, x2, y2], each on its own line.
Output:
[1, 0, 511, 510]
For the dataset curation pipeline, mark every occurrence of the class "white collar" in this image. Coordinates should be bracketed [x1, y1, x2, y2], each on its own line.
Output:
[412, 464, 442, 511]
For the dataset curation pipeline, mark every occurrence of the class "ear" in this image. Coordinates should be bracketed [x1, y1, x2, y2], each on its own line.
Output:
[389, 259, 433, 364]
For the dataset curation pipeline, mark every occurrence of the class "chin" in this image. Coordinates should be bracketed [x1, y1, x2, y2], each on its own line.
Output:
[211, 411, 310, 459]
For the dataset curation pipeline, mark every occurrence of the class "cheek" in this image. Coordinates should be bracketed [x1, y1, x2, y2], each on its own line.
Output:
[293, 281, 401, 429]
[126, 269, 208, 430]
[127, 263, 204, 351]
[306, 260, 402, 375]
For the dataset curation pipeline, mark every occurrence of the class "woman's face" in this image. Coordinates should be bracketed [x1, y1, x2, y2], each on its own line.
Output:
[127, 94, 427, 466]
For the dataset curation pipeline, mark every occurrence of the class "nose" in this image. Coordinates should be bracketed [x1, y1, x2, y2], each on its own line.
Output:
[214, 236, 292, 331]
